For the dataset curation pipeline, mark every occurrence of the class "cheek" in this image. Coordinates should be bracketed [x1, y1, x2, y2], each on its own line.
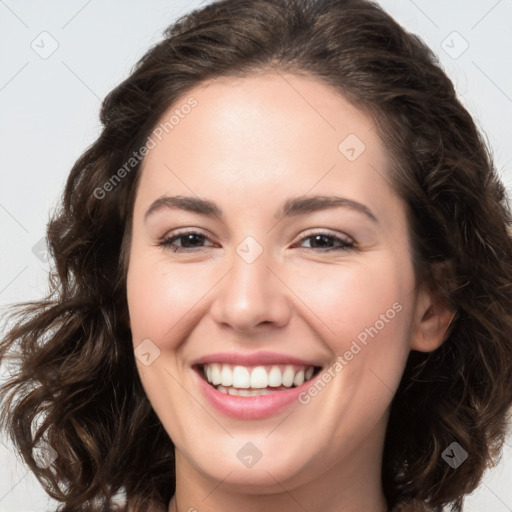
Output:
[285, 254, 414, 345]
[126, 254, 217, 344]
[285, 252, 416, 408]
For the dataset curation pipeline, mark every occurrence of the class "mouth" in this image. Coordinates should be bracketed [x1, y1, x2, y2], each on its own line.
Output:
[193, 363, 323, 397]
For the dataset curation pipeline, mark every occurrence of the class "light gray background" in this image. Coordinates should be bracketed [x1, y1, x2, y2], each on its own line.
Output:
[1, 1, 511, 511]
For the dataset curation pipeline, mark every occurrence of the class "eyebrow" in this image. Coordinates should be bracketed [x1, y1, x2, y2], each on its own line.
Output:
[144, 194, 378, 224]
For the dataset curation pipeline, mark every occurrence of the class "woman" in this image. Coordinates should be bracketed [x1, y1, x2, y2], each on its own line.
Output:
[1, 0, 511, 511]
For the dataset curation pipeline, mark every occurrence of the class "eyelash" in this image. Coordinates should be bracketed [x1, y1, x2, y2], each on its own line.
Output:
[158, 229, 355, 253]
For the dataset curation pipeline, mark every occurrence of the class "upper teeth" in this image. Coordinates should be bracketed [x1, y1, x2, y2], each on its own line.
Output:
[202, 363, 315, 389]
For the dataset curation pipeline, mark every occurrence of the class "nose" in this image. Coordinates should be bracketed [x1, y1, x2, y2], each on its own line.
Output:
[209, 244, 292, 333]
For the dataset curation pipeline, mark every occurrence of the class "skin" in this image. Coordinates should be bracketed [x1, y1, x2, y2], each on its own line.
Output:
[126, 71, 453, 512]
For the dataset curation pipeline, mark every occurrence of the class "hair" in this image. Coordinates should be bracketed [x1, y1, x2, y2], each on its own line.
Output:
[1, 0, 511, 511]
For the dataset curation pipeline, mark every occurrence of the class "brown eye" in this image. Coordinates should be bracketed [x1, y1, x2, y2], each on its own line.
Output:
[159, 230, 214, 252]
[296, 232, 355, 251]
[159, 230, 355, 253]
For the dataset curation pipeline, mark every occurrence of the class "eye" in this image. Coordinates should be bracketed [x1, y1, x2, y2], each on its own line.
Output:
[159, 229, 354, 253]
[294, 231, 355, 252]
[159, 230, 215, 252]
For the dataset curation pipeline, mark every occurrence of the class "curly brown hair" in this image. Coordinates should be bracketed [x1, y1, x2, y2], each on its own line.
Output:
[1, 0, 511, 511]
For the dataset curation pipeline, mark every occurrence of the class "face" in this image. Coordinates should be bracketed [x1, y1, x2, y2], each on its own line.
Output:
[126, 72, 440, 496]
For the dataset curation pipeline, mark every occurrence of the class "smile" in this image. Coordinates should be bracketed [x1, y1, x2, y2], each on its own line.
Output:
[198, 363, 320, 396]
[192, 360, 324, 419]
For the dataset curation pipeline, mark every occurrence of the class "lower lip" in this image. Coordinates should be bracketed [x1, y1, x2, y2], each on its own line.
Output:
[193, 367, 319, 420]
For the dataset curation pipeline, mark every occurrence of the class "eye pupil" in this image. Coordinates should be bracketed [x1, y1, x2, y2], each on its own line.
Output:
[181, 233, 204, 247]
[311, 234, 332, 248]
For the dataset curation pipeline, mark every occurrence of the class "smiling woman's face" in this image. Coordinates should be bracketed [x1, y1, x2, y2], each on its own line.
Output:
[125, 72, 446, 504]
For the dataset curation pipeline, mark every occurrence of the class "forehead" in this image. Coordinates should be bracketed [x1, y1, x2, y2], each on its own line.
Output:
[134, 72, 398, 219]
[149, 71, 381, 160]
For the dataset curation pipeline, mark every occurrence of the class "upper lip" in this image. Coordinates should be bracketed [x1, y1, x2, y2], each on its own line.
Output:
[192, 351, 322, 367]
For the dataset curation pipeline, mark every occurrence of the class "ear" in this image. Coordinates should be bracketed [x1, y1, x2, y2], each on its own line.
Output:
[410, 266, 456, 353]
